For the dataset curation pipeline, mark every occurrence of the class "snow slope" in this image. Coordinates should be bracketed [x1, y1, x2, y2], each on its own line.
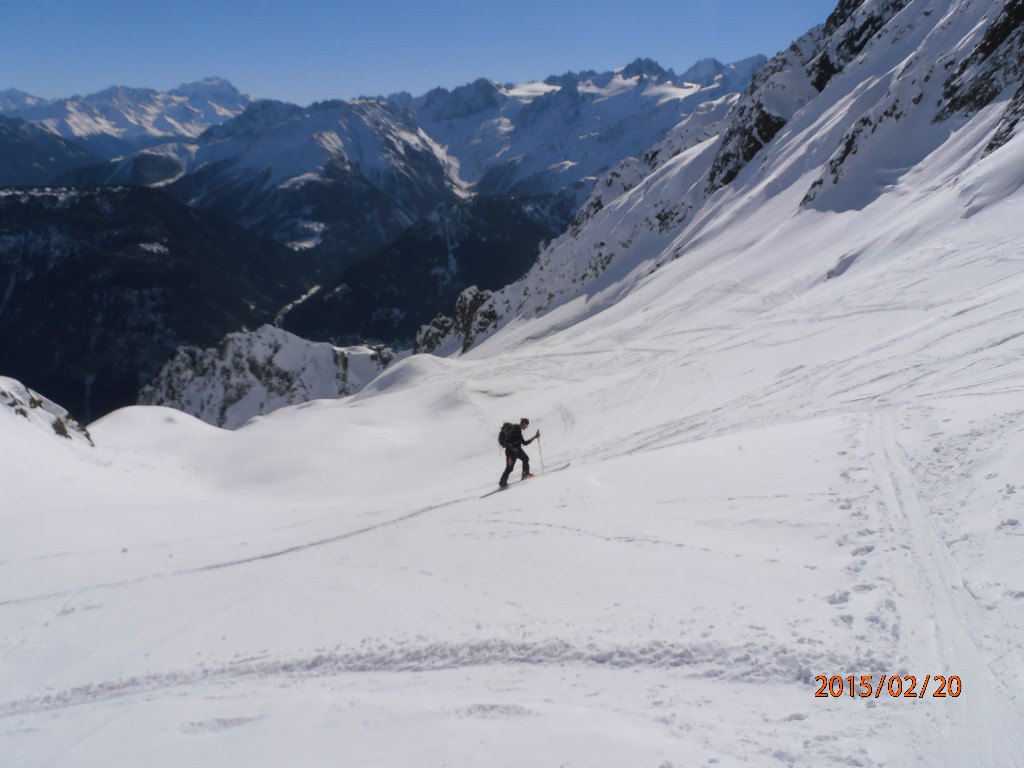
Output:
[3, 2, 1024, 766]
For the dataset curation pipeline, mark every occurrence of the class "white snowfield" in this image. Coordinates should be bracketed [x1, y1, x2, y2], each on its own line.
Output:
[5, 5, 1024, 768]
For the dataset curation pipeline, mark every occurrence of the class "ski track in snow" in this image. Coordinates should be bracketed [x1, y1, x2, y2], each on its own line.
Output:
[0, 635, 866, 718]
[873, 411, 1024, 765]
[0, 495, 477, 609]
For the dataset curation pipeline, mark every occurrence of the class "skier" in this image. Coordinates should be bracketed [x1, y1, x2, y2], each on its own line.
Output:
[499, 418, 540, 487]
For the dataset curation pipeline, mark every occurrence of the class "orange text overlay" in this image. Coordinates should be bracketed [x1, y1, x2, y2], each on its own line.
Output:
[814, 675, 962, 699]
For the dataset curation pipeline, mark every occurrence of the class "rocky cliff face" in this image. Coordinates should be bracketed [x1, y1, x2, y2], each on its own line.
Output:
[939, 0, 1024, 154]
[139, 325, 395, 429]
[707, 0, 910, 195]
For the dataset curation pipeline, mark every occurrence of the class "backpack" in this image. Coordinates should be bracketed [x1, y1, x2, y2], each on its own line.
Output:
[498, 422, 514, 448]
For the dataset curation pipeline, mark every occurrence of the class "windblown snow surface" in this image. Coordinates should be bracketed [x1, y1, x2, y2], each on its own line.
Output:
[5, 6, 1024, 768]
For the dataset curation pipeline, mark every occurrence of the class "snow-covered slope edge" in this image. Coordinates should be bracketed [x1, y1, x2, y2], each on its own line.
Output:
[1, 376, 93, 447]
[138, 325, 398, 429]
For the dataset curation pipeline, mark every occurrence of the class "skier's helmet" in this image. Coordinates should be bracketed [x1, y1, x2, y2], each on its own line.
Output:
[520, 418, 529, 426]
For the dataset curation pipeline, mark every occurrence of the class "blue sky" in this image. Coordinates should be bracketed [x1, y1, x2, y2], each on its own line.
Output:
[2, 0, 839, 104]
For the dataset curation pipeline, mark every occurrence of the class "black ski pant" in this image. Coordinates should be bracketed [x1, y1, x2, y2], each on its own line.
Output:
[500, 447, 530, 485]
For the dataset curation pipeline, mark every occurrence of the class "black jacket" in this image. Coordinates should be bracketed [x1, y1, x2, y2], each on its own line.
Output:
[506, 424, 534, 451]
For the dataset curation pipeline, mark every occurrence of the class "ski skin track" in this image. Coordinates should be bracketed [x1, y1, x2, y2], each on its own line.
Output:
[1, 462, 576, 608]
[480, 462, 572, 498]
[0, 493, 478, 609]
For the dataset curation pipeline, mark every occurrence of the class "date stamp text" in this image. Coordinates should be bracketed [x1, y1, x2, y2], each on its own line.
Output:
[814, 675, 962, 698]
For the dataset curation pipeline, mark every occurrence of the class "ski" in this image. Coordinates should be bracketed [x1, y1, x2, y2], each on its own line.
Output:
[480, 462, 571, 498]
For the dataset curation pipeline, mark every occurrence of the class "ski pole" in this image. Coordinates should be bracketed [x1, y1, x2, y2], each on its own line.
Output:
[538, 433, 545, 472]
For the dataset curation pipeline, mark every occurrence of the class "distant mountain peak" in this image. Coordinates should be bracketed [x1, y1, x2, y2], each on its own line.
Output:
[205, 98, 304, 138]
[0, 87, 50, 112]
[619, 58, 672, 80]
[176, 76, 233, 89]
[0, 87, 34, 101]
[170, 77, 246, 100]
[95, 83, 159, 97]
[678, 58, 726, 84]
[544, 71, 589, 88]
[421, 78, 503, 121]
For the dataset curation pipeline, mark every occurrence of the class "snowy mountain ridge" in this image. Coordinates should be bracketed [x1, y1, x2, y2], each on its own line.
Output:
[394, 56, 766, 202]
[416, 0, 1024, 355]
[0, 78, 251, 158]
[55, 58, 762, 259]
[64, 96, 473, 275]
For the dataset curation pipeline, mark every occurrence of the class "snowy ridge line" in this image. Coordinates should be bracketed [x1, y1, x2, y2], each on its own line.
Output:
[0, 494, 475, 608]
[0, 636, 890, 717]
